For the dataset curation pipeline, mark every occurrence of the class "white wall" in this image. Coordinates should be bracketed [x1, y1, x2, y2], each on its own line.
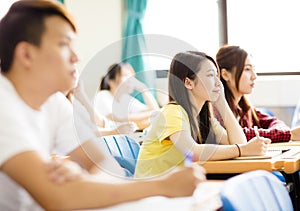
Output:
[63, 1, 300, 126]
[249, 76, 300, 126]
[65, 0, 124, 98]
[249, 76, 300, 107]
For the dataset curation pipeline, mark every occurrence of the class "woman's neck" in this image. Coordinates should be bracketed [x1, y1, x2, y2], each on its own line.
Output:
[109, 86, 124, 101]
[189, 93, 206, 115]
[109, 87, 116, 96]
[232, 91, 243, 107]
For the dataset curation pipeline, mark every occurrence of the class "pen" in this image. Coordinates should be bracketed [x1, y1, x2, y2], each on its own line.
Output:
[184, 152, 193, 167]
[254, 126, 259, 139]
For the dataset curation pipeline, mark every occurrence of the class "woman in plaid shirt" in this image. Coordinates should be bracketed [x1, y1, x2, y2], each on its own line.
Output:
[215, 45, 300, 142]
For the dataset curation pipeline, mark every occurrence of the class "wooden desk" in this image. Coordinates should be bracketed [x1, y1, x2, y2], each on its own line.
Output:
[201, 145, 300, 210]
[201, 146, 300, 174]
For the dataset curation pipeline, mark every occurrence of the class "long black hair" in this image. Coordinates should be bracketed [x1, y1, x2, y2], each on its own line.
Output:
[216, 45, 260, 126]
[99, 63, 123, 91]
[169, 51, 219, 144]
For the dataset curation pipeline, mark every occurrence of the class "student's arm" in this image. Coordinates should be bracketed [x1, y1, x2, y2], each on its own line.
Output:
[127, 110, 155, 129]
[129, 77, 159, 110]
[170, 130, 270, 160]
[107, 110, 156, 130]
[68, 140, 126, 176]
[95, 122, 137, 136]
[123, 79, 159, 129]
[54, 93, 127, 176]
[2, 150, 204, 210]
[123, 77, 159, 129]
[213, 90, 247, 145]
[46, 156, 86, 184]
[243, 110, 293, 142]
[74, 82, 105, 128]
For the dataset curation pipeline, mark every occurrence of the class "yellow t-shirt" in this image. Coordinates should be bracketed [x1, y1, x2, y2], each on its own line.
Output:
[134, 104, 191, 178]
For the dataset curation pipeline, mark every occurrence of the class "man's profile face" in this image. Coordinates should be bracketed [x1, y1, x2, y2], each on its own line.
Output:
[30, 15, 79, 94]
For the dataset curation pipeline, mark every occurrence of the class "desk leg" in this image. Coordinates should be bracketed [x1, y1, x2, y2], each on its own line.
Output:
[282, 172, 300, 211]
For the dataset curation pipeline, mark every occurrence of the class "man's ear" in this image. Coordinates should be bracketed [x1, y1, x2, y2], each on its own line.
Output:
[14, 42, 36, 69]
[221, 68, 231, 82]
[184, 77, 194, 90]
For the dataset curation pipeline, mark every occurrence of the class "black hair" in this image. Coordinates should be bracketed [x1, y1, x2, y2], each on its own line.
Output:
[169, 51, 219, 143]
[0, 0, 76, 72]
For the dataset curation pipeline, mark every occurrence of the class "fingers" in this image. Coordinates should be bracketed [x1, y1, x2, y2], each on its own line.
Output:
[256, 137, 271, 145]
[264, 138, 271, 144]
[258, 138, 271, 154]
[181, 165, 206, 183]
[46, 159, 68, 183]
[165, 165, 207, 197]
[46, 157, 83, 184]
[259, 137, 271, 144]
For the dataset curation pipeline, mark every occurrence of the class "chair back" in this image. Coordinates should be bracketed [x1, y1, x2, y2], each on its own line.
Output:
[220, 170, 293, 211]
[101, 135, 140, 175]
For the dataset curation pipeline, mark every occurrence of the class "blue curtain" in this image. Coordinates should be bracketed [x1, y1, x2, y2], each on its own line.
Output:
[57, 0, 64, 4]
[122, 0, 156, 101]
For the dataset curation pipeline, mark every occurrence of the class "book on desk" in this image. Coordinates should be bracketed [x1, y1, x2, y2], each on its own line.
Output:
[233, 149, 284, 160]
[233, 148, 290, 160]
[232, 141, 300, 160]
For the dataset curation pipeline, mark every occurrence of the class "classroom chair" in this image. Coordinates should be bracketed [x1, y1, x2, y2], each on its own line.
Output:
[220, 170, 293, 211]
[101, 135, 140, 176]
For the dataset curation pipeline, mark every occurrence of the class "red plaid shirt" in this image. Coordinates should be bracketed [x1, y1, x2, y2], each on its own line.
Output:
[214, 108, 291, 143]
[241, 110, 291, 142]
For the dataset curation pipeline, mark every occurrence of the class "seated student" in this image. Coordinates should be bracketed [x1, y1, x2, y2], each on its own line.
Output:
[66, 88, 135, 177]
[0, 1, 206, 210]
[95, 62, 159, 130]
[134, 51, 271, 178]
[71, 81, 138, 136]
[216, 45, 300, 142]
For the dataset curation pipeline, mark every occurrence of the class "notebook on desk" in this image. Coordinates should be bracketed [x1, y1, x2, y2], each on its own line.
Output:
[270, 140, 300, 146]
[233, 148, 290, 160]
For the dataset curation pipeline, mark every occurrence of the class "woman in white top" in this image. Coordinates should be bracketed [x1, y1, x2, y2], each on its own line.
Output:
[72, 81, 137, 136]
[95, 62, 159, 130]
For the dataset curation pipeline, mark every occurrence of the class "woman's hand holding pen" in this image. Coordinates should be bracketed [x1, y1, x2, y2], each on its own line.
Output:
[238, 128, 271, 156]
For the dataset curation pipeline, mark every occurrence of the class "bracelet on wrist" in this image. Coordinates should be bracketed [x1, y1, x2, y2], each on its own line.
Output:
[235, 144, 241, 157]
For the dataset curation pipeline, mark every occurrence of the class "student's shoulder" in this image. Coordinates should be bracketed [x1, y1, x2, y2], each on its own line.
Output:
[162, 103, 187, 116]
[0, 75, 16, 97]
[0, 75, 26, 109]
[45, 92, 71, 106]
[163, 103, 184, 110]
[42, 92, 73, 115]
[96, 90, 112, 98]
